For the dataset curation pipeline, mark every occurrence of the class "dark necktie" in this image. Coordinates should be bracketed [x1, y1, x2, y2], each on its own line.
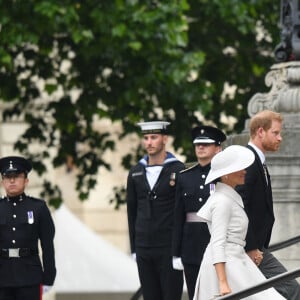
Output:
[263, 163, 269, 185]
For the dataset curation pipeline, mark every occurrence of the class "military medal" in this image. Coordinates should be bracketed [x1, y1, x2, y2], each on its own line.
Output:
[209, 183, 215, 195]
[27, 211, 34, 224]
[169, 172, 176, 186]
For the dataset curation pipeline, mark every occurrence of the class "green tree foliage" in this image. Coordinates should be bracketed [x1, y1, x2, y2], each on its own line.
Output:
[0, 0, 280, 207]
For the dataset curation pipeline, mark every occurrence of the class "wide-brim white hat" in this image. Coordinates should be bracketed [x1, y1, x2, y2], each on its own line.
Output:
[205, 145, 255, 184]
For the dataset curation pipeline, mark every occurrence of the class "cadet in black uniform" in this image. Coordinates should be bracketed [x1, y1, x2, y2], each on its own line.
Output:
[0, 156, 56, 300]
[126, 121, 185, 300]
[172, 126, 226, 300]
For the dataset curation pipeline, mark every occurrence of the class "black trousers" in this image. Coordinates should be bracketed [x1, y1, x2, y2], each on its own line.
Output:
[183, 263, 200, 300]
[0, 285, 41, 300]
[259, 249, 300, 300]
[136, 247, 183, 300]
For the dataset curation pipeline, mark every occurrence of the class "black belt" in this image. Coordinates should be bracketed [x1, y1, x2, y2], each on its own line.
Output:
[0, 248, 38, 258]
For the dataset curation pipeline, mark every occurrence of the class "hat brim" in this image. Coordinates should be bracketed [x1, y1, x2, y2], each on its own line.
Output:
[205, 145, 255, 184]
[137, 121, 170, 134]
[193, 138, 216, 144]
[3, 169, 24, 175]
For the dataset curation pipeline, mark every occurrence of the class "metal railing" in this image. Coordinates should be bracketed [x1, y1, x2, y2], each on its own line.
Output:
[268, 234, 300, 252]
[131, 286, 143, 300]
[130, 235, 300, 300]
[217, 268, 300, 300]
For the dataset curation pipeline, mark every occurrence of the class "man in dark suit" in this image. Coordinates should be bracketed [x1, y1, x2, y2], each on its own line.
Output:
[172, 125, 226, 300]
[0, 156, 56, 300]
[126, 121, 185, 300]
[236, 110, 300, 299]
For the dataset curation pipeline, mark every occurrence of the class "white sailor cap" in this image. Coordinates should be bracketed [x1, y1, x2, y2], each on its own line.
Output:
[137, 121, 170, 134]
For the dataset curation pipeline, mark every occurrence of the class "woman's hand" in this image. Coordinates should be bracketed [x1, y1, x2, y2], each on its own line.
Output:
[214, 262, 232, 296]
[219, 280, 232, 296]
[247, 249, 263, 266]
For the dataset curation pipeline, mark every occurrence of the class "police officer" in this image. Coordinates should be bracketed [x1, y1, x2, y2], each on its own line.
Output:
[0, 156, 56, 300]
[172, 125, 226, 300]
[126, 121, 185, 300]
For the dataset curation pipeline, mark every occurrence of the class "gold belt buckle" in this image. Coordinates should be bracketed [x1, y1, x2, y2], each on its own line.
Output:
[9, 248, 20, 258]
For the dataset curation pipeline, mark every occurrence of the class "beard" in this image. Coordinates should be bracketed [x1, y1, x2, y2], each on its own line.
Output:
[262, 140, 281, 152]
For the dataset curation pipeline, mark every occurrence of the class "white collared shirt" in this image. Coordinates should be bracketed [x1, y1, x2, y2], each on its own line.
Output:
[146, 165, 163, 190]
[248, 142, 265, 164]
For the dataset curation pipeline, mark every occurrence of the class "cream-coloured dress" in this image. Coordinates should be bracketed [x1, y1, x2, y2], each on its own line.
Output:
[193, 182, 286, 300]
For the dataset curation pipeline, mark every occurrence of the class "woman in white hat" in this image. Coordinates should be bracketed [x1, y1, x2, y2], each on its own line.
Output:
[193, 145, 286, 300]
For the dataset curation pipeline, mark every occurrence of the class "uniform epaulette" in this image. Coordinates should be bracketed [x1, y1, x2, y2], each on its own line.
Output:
[180, 163, 198, 173]
[26, 195, 43, 202]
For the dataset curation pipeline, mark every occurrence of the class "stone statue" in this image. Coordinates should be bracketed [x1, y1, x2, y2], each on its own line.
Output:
[247, 62, 300, 116]
[274, 0, 300, 62]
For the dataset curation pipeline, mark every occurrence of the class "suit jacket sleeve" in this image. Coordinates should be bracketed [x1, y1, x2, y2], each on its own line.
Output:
[236, 161, 259, 251]
[210, 196, 231, 264]
[39, 201, 56, 285]
[235, 145, 274, 252]
[172, 175, 185, 257]
[126, 169, 137, 254]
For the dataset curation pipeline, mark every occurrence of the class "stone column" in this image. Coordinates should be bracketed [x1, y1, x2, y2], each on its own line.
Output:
[228, 61, 300, 270]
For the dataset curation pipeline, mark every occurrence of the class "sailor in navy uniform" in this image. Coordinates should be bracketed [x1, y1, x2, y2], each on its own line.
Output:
[126, 121, 185, 300]
[0, 156, 56, 300]
[172, 125, 226, 300]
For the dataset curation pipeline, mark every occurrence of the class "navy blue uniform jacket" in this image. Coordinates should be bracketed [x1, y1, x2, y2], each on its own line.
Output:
[172, 163, 211, 265]
[126, 152, 185, 253]
[0, 193, 56, 287]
